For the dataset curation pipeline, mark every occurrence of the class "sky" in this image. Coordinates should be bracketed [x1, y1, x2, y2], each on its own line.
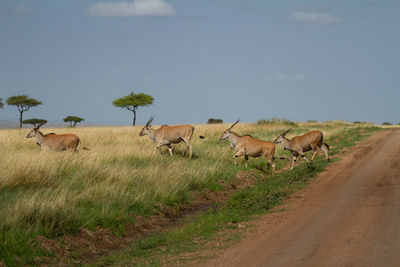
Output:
[0, 0, 399, 126]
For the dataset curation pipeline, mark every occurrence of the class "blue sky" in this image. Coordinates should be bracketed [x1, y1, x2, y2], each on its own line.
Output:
[0, 0, 399, 125]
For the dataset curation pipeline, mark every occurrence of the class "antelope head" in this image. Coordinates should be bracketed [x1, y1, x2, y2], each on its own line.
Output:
[139, 116, 154, 136]
[273, 128, 292, 144]
[26, 121, 47, 138]
[220, 120, 239, 140]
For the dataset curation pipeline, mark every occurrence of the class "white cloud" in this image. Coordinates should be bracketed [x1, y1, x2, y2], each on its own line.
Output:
[276, 74, 306, 81]
[0, 4, 31, 15]
[217, 0, 249, 4]
[87, 0, 175, 17]
[15, 4, 30, 14]
[291, 11, 340, 23]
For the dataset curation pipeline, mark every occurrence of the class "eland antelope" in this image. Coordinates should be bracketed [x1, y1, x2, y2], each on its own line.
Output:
[139, 116, 200, 158]
[26, 122, 88, 151]
[274, 128, 329, 170]
[220, 120, 276, 174]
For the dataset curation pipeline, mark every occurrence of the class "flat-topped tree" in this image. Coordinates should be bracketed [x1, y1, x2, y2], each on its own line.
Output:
[23, 118, 47, 128]
[0, 97, 4, 109]
[112, 92, 154, 126]
[6, 95, 42, 128]
[63, 116, 84, 127]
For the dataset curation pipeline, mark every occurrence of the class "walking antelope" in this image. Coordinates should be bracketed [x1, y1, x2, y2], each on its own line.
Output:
[273, 128, 329, 170]
[220, 120, 276, 174]
[26, 121, 88, 151]
[139, 116, 199, 158]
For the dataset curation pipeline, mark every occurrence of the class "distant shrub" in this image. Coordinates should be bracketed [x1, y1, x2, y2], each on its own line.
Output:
[63, 116, 84, 127]
[257, 117, 297, 127]
[323, 120, 352, 125]
[382, 122, 393, 126]
[22, 118, 47, 127]
[307, 120, 317, 123]
[207, 118, 223, 124]
[353, 121, 362, 124]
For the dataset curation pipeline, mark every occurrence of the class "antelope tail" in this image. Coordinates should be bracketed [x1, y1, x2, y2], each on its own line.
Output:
[322, 143, 330, 150]
[80, 141, 90, 150]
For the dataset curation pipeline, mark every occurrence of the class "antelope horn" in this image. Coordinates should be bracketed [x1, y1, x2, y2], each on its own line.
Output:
[35, 121, 47, 129]
[228, 119, 240, 131]
[146, 116, 154, 127]
[281, 128, 292, 136]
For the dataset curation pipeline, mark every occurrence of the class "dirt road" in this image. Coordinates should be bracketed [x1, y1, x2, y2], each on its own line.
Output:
[208, 129, 400, 267]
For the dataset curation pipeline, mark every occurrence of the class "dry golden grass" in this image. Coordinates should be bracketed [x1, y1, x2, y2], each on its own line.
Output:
[0, 121, 392, 266]
[0, 122, 385, 239]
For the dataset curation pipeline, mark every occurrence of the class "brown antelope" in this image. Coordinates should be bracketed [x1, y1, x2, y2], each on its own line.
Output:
[139, 116, 198, 158]
[26, 122, 88, 151]
[273, 128, 329, 170]
[220, 120, 276, 174]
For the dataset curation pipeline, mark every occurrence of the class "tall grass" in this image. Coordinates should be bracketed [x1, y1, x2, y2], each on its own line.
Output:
[257, 117, 297, 127]
[0, 122, 382, 264]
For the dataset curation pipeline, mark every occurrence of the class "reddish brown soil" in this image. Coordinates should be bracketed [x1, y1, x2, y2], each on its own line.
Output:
[207, 129, 400, 266]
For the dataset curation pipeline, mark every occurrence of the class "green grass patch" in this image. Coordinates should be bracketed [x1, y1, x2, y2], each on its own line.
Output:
[94, 126, 381, 266]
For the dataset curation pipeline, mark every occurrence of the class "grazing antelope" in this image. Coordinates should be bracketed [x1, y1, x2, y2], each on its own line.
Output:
[220, 120, 276, 174]
[139, 116, 198, 158]
[273, 128, 329, 170]
[26, 122, 88, 151]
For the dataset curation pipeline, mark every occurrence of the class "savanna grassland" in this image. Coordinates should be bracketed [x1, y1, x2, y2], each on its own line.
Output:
[0, 121, 386, 266]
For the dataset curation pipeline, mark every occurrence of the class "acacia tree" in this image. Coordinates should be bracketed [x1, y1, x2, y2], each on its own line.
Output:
[112, 92, 154, 126]
[6, 95, 42, 128]
[23, 118, 47, 128]
[63, 116, 84, 127]
[0, 97, 3, 109]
